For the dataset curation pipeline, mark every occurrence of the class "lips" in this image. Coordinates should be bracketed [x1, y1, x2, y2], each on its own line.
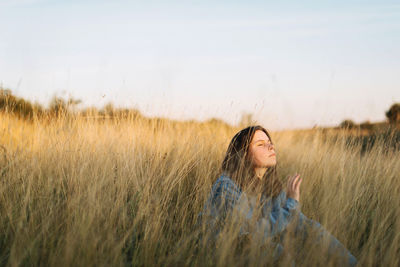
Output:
[269, 153, 276, 157]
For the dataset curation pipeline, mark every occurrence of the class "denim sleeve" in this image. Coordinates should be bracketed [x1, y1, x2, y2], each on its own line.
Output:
[259, 195, 299, 238]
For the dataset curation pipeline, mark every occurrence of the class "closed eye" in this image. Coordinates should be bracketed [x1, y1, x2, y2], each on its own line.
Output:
[257, 142, 272, 146]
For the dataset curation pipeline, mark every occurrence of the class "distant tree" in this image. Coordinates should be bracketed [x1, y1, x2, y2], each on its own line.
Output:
[340, 119, 356, 129]
[103, 103, 115, 117]
[0, 88, 15, 112]
[49, 96, 68, 116]
[67, 97, 82, 111]
[385, 103, 400, 124]
[48, 96, 81, 117]
[14, 97, 34, 119]
[0, 88, 42, 120]
[360, 121, 374, 131]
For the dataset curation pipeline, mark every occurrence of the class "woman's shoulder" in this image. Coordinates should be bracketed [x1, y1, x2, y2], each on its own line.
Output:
[211, 173, 242, 196]
[213, 173, 239, 186]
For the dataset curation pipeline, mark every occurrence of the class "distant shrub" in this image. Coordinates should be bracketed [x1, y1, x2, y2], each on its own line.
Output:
[339, 119, 356, 129]
[48, 96, 69, 117]
[360, 121, 374, 131]
[385, 103, 400, 124]
[0, 87, 44, 120]
[48, 96, 81, 118]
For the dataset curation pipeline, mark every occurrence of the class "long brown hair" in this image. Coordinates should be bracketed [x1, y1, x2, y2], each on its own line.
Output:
[221, 125, 283, 199]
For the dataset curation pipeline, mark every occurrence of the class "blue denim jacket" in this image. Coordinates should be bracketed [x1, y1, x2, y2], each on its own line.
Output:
[199, 173, 299, 240]
[199, 173, 358, 266]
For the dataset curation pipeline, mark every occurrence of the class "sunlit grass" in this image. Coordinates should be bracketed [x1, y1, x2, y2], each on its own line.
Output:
[0, 113, 399, 266]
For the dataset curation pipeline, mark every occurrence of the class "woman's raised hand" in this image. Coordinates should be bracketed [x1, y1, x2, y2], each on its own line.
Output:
[286, 174, 302, 202]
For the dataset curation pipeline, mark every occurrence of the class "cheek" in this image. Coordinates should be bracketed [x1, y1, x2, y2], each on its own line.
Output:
[252, 149, 268, 164]
[251, 148, 276, 166]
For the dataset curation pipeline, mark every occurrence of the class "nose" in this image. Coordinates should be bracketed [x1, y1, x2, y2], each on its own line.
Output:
[267, 143, 274, 150]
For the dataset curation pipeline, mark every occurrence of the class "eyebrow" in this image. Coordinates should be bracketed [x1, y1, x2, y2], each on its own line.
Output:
[254, 139, 271, 143]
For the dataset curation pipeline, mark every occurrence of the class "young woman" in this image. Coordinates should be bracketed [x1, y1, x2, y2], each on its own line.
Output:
[200, 125, 357, 266]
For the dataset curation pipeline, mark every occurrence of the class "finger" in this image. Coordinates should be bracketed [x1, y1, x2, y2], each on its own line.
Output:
[287, 178, 294, 192]
[290, 174, 299, 185]
[287, 175, 295, 187]
[289, 175, 298, 190]
[298, 176, 303, 186]
[294, 175, 302, 187]
[291, 175, 297, 191]
[293, 175, 301, 191]
[296, 178, 303, 192]
[295, 177, 303, 191]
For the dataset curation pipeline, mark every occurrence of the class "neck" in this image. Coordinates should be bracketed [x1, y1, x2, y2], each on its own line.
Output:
[254, 167, 268, 180]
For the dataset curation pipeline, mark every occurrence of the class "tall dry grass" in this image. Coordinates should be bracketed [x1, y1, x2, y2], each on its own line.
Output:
[0, 113, 399, 266]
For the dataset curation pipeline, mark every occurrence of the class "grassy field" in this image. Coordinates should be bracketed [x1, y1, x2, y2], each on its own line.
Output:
[0, 113, 399, 266]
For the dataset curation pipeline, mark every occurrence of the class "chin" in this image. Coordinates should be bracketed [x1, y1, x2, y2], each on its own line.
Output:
[267, 161, 277, 167]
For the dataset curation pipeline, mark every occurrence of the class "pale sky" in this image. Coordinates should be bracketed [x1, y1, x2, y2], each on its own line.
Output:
[1, 0, 399, 130]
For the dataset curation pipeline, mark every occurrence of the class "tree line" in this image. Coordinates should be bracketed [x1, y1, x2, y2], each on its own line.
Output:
[0, 87, 233, 130]
[0, 88, 142, 121]
[2, 86, 399, 130]
[339, 103, 400, 130]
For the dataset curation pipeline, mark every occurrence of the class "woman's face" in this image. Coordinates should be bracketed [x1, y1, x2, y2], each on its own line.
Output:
[248, 130, 276, 168]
